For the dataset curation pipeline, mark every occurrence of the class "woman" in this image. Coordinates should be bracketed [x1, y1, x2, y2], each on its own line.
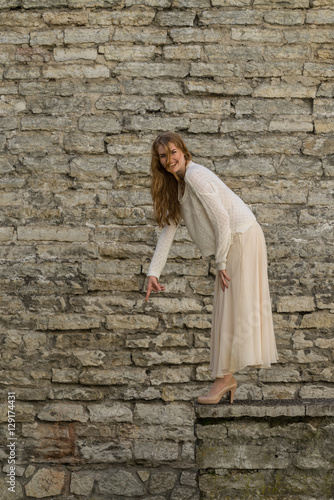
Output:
[145, 131, 279, 404]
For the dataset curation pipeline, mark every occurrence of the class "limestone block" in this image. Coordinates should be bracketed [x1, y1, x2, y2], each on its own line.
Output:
[64, 133, 105, 153]
[52, 368, 79, 383]
[54, 47, 97, 61]
[174, 0, 210, 5]
[169, 27, 222, 43]
[171, 485, 199, 500]
[303, 136, 334, 156]
[236, 135, 302, 156]
[197, 440, 290, 469]
[317, 81, 334, 97]
[235, 97, 311, 116]
[79, 367, 148, 385]
[190, 62, 237, 77]
[244, 61, 302, 77]
[68, 0, 122, 6]
[231, 27, 283, 43]
[264, 10, 305, 25]
[98, 469, 146, 496]
[108, 6, 156, 26]
[78, 115, 121, 133]
[185, 135, 237, 157]
[306, 9, 334, 24]
[135, 402, 194, 426]
[265, 45, 311, 61]
[284, 28, 334, 44]
[122, 78, 182, 95]
[42, 64, 110, 79]
[156, 10, 195, 26]
[163, 97, 230, 115]
[21, 115, 73, 131]
[221, 118, 267, 133]
[78, 440, 132, 463]
[88, 402, 133, 422]
[304, 62, 334, 77]
[212, 0, 251, 4]
[204, 44, 263, 61]
[43, 11, 88, 25]
[103, 43, 156, 61]
[315, 120, 334, 133]
[314, 98, 334, 117]
[0, 31, 30, 44]
[38, 403, 88, 422]
[17, 226, 90, 242]
[4, 66, 41, 80]
[189, 118, 220, 133]
[149, 470, 178, 494]
[70, 471, 94, 496]
[25, 468, 66, 498]
[106, 314, 158, 330]
[163, 44, 201, 60]
[149, 366, 192, 385]
[125, 115, 190, 132]
[30, 29, 63, 46]
[132, 348, 209, 367]
[134, 440, 179, 462]
[270, 114, 313, 132]
[300, 311, 334, 329]
[113, 26, 168, 44]
[96, 94, 161, 111]
[64, 27, 109, 44]
[258, 366, 301, 383]
[0, 227, 15, 241]
[113, 61, 189, 78]
[199, 9, 262, 25]
[254, 82, 316, 98]
[254, 0, 309, 6]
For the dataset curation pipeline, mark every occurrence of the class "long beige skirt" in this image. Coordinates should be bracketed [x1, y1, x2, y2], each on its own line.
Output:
[209, 221, 279, 378]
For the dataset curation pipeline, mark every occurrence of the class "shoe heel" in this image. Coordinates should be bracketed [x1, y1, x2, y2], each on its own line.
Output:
[230, 385, 237, 404]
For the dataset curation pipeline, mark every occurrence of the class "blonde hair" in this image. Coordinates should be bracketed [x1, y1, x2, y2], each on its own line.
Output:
[150, 131, 192, 228]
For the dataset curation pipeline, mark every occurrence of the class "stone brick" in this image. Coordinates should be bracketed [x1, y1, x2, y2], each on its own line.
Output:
[4, 66, 41, 80]
[43, 11, 88, 25]
[302, 136, 334, 156]
[64, 27, 109, 44]
[17, 226, 90, 242]
[37, 404, 88, 422]
[25, 468, 66, 498]
[98, 469, 146, 496]
[64, 133, 105, 153]
[306, 9, 334, 24]
[95, 94, 161, 111]
[106, 314, 159, 331]
[42, 63, 110, 79]
[125, 115, 190, 131]
[54, 47, 98, 61]
[169, 27, 222, 43]
[199, 9, 262, 25]
[185, 78, 253, 96]
[231, 27, 283, 43]
[304, 62, 334, 77]
[78, 115, 121, 133]
[79, 367, 148, 385]
[21, 115, 73, 131]
[30, 29, 63, 46]
[0, 31, 30, 44]
[163, 97, 230, 115]
[113, 26, 168, 44]
[264, 10, 305, 25]
[70, 471, 94, 496]
[102, 43, 156, 61]
[163, 44, 201, 60]
[156, 10, 195, 26]
[107, 6, 156, 26]
[190, 62, 237, 77]
[253, 82, 316, 98]
[113, 61, 189, 78]
[204, 44, 263, 61]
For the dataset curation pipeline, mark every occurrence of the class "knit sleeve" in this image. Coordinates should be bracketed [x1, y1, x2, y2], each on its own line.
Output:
[147, 221, 178, 280]
[186, 168, 231, 270]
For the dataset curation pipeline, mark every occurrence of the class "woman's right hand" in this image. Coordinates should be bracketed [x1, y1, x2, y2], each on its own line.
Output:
[145, 276, 165, 302]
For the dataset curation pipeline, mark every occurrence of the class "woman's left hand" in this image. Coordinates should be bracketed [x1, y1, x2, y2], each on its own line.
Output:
[219, 270, 231, 292]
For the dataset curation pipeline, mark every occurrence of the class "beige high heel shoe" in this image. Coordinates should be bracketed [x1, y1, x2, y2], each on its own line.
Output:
[196, 376, 237, 405]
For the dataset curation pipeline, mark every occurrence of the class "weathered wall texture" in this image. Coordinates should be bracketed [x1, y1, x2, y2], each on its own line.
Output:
[0, 0, 333, 498]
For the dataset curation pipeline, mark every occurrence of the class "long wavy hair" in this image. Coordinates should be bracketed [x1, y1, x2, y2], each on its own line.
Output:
[150, 131, 192, 228]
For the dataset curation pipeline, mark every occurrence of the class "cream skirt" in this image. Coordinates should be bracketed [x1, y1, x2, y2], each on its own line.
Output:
[209, 221, 279, 378]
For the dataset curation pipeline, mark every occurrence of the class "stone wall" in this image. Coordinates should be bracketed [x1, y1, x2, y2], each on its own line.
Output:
[0, 0, 333, 498]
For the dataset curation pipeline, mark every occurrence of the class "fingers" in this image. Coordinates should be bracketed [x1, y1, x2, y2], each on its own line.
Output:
[219, 270, 231, 292]
[145, 279, 165, 302]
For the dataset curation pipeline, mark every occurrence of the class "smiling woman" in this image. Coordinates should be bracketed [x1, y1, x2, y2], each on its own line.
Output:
[145, 131, 279, 405]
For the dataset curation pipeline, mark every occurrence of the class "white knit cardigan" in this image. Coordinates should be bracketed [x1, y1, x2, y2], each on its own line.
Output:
[147, 160, 256, 280]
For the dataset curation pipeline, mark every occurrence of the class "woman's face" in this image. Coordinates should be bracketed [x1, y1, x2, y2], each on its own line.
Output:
[157, 142, 187, 180]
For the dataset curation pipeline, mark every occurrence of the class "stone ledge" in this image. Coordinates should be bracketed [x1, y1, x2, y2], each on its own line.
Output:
[195, 398, 334, 418]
